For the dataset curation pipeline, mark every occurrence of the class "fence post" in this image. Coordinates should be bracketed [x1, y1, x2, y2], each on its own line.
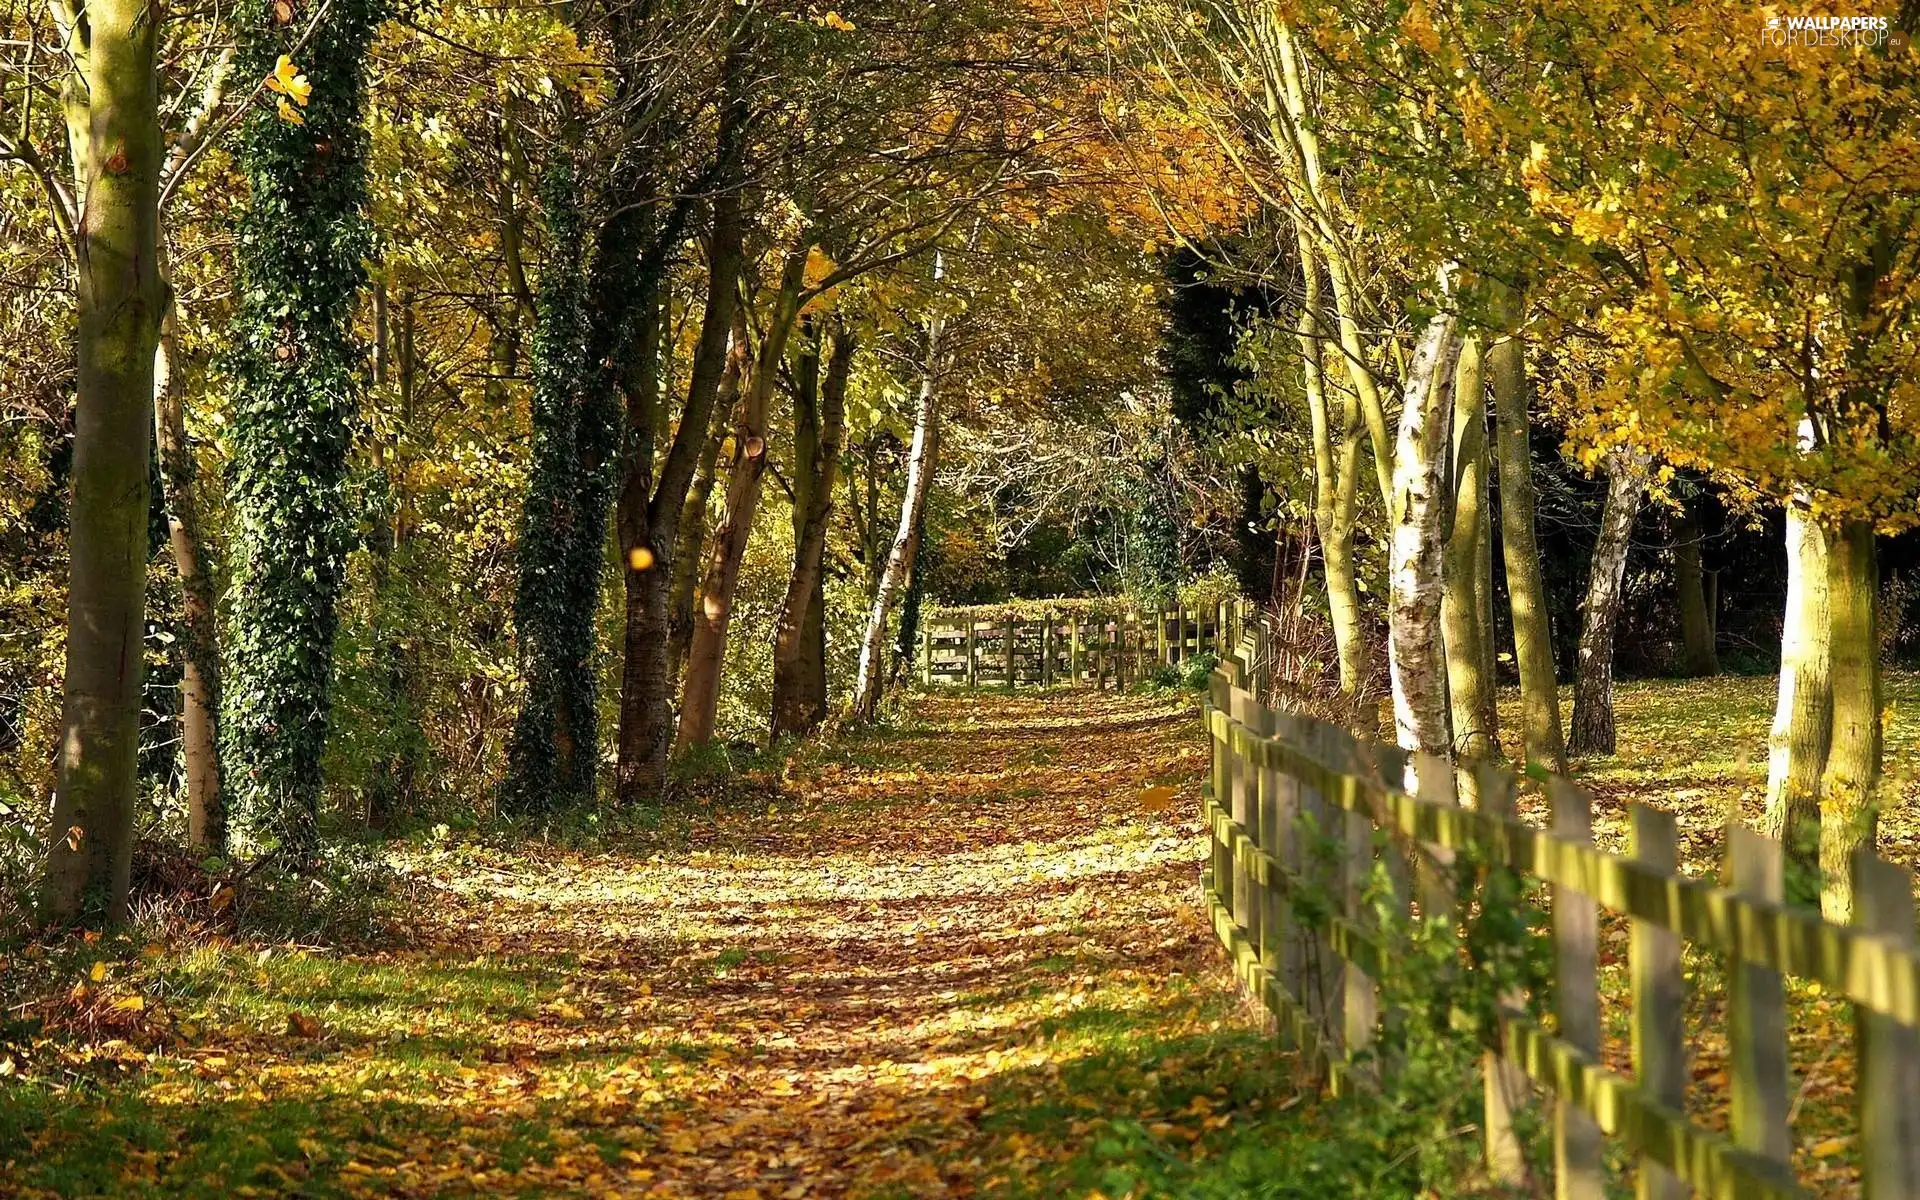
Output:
[966, 621, 978, 688]
[1294, 713, 1344, 1072]
[920, 626, 933, 687]
[1040, 617, 1053, 687]
[1229, 681, 1262, 973]
[1157, 608, 1169, 665]
[1209, 671, 1232, 922]
[1726, 824, 1792, 1173]
[1252, 699, 1289, 1047]
[1855, 849, 1920, 1200]
[1003, 616, 1016, 688]
[1215, 600, 1227, 656]
[1413, 752, 1459, 937]
[1630, 803, 1686, 1200]
[1337, 723, 1378, 1079]
[1551, 777, 1604, 1200]
[1478, 762, 1531, 1188]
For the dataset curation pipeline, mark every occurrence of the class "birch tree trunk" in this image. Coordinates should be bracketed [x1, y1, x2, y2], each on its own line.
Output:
[851, 315, 945, 723]
[41, 0, 165, 925]
[1764, 501, 1831, 884]
[153, 281, 223, 852]
[1387, 307, 1463, 761]
[1443, 335, 1497, 763]
[1486, 290, 1565, 773]
[771, 323, 854, 740]
[675, 248, 810, 752]
[1567, 452, 1649, 755]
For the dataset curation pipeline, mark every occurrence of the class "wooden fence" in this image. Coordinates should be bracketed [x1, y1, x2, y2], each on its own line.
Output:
[920, 603, 1238, 689]
[1204, 639, 1920, 1199]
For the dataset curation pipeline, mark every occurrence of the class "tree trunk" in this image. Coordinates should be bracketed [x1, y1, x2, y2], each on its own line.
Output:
[1443, 335, 1498, 763]
[153, 278, 223, 853]
[1386, 306, 1462, 760]
[1817, 519, 1878, 924]
[612, 149, 747, 803]
[1671, 500, 1719, 676]
[1567, 451, 1648, 756]
[41, 0, 165, 925]
[1487, 287, 1565, 774]
[675, 247, 811, 752]
[771, 322, 854, 740]
[1294, 239, 1368, 716]
[504, 164, 594, 812]
[668, 412, 729, 683]
[1764, 502, 1830, 884]
[221, 0, 381, 853]
[852, 311, 946, 722]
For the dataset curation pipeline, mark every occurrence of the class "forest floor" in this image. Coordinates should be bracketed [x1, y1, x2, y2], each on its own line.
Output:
[0, 690, 1351, 1198]
[5, 674, 1916, 1197]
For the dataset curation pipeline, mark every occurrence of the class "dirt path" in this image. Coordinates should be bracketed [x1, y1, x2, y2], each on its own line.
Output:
[5, 690, 1296, 1198]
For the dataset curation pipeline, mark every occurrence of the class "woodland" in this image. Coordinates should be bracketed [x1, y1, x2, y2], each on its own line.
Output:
[0, 0, 1917, 1194]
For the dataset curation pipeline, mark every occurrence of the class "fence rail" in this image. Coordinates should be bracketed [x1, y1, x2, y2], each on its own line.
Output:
[920, 603, 1238, 689]
[1203, 630, 1920, 1200]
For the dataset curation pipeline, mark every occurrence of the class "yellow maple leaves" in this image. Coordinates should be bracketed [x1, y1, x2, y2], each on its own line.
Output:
[265, 54, 313, 125]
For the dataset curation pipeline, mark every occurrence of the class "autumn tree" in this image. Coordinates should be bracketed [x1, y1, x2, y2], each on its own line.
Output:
[28, 0, 168, 922]
[221, 0, 383, 858]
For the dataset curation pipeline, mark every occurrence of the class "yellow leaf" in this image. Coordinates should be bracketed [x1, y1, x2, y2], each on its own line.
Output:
[89, 961, 107, 983]
[1137, 785, 1177, 813]
[276, 97, 307, 126]
[1812, 1136, 1849, 1158]
[265, 55, 312, 107]
[112, 995, 144, 1012]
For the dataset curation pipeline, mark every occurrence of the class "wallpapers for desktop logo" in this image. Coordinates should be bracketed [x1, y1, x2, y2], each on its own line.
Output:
[1760, 12, 1902, 49]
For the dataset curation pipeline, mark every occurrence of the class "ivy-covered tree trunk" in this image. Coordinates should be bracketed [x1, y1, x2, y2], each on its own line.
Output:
[1567, 451, 1648, 756]
[1487, 288, 1565, 773]
[40, 0, 166, 925]
[219, 0, 380, 859]
[771, 321, 853, 741]
[504, 164, 594, 812]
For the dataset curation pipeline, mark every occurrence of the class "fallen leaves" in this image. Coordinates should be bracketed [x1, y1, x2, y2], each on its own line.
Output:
[2, 690, 1238, 1199]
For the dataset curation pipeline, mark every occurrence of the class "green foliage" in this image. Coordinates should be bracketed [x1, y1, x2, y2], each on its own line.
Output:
[1177, 650, 1217, 690]
[220, 0, 384, 861]
[504, 162, 600, 814]
[230, 839, 395, 944]
[1119, 444, 1183, 611]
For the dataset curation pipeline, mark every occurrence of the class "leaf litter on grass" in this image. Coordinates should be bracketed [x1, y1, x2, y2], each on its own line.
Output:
[3, 689, 1290, 1198]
